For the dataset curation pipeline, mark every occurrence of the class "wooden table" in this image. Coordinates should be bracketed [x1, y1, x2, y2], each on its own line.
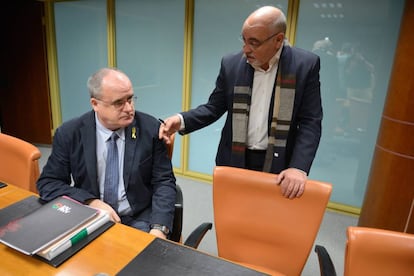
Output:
[0, 184, 155, 276]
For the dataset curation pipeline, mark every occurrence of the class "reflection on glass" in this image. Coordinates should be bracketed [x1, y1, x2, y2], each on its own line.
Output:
[296, 0, 405, 207]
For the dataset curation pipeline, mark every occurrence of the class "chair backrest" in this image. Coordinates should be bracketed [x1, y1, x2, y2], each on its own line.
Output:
[345, 226, 414, 276]
[213, 166, 332, 276]
[0, 133, 41, 193]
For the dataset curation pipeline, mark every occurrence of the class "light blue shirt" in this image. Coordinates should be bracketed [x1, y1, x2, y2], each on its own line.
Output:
[95, 113, 132, 215]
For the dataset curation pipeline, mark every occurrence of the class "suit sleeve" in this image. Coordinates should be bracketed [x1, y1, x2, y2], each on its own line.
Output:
[180, 57, 229, 134]
[37, 127, 97, 203]
[289, 55, 323, 173]
[149, 132, 177, 230]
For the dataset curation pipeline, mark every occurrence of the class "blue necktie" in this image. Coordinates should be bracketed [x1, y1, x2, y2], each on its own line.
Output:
[104, 132, 119, 211]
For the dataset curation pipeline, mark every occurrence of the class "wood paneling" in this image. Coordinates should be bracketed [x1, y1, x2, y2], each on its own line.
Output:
[0, 1, 52, 144]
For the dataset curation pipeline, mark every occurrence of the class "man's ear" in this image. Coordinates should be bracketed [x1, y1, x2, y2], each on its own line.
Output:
[90, 98, 99, 111]
[276, 33, 284, 43]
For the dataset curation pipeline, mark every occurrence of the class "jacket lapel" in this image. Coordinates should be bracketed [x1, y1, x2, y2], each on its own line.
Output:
[123, 117, 138, 190]
[80, 111, 100, 195]
[235, 54, 254, 87]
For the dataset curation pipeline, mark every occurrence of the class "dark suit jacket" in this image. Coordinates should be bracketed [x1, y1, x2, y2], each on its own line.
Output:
[37, 110, 176, 230]
[181, 45, 322, 174]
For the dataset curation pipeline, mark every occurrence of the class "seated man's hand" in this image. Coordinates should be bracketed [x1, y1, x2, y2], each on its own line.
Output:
[87, 199, 121, 223]
[149, 228, 167, 239]
[158, 115, 181, 144]
[276, 168, 307, 199]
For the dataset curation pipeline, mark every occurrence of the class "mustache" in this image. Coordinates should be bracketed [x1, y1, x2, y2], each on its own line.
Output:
[243, 52, 254, 61]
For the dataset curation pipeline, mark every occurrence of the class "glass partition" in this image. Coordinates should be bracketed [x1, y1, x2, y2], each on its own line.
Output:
[115, 0, 185, 166]
[55, 0, 107, 122]
[295, 0, 404, 206]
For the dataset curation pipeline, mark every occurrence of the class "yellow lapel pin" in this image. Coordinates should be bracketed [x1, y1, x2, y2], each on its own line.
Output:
[132, 127, 136, 139]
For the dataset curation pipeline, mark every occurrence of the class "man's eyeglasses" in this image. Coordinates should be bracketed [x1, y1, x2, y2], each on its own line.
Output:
[95, 95, 137, 110]
[240, 32, 280, 50]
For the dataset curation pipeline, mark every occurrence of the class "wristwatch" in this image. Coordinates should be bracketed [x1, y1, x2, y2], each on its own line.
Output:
[151, 224, 170, 236]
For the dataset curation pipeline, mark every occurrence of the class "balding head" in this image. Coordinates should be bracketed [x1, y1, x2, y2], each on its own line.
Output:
[87, 67, 131, 99]
[244, 6, 286, 34]
[241, 6, 287, 70]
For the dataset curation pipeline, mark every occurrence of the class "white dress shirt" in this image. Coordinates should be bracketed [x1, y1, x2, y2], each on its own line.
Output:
[247, 46, 283, 150]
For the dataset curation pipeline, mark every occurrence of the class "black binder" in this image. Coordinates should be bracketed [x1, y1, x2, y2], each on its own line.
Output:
[0, 195, 114, 267]
[117, 238, 269, 276]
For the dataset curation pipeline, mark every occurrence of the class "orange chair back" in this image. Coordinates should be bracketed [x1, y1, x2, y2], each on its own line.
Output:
[345, 226, 414, 276]
[213, 166, 332, 276]
[0, 133, 41, 193]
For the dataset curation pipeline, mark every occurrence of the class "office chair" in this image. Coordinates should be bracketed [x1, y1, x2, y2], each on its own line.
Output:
[315, 226, 414, 276]
[165, 133, 212, 248]
[213, 166, 332, 276]
[0, 133, 41, 193]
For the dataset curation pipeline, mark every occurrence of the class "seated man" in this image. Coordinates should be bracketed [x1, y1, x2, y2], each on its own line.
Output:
[37, 67, 176, 239]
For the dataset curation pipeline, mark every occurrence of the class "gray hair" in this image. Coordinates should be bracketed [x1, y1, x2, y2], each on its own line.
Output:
[271, 9, 287, 33]
[87, 67, 125, 98]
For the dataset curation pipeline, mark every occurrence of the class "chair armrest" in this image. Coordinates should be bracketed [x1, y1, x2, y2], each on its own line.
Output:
[183, 222, 213, 249]
[170, 185, 183, 242]
[314, 245, 337, 276]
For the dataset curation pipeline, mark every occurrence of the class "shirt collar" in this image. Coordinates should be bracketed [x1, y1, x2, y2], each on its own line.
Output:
[95, 112, 125, 141]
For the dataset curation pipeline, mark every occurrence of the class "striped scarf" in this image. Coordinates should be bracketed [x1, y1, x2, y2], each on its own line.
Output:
[231, 62, 296, 172]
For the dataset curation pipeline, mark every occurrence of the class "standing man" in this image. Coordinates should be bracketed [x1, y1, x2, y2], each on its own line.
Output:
[159, 6, 322, 199]
[38, 68, 176, 239]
